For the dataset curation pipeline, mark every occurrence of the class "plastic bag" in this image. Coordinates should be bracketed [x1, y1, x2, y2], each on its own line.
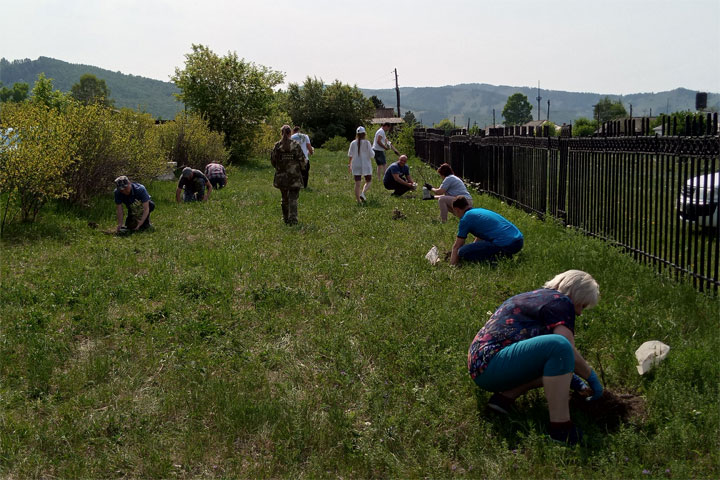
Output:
[425, 245, 440, 265]
[635, 340, 670, 375]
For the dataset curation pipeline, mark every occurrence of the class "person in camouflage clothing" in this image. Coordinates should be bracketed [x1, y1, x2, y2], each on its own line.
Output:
[271, 125, 307, 225]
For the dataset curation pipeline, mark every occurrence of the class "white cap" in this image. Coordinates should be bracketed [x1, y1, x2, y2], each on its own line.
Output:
[356, 126, 366, 134]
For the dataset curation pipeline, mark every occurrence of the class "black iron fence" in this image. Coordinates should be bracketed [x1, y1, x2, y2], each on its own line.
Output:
[414, 116, 720, 293]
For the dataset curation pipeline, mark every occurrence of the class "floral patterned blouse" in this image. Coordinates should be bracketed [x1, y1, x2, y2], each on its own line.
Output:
[468, 288, 576, 379]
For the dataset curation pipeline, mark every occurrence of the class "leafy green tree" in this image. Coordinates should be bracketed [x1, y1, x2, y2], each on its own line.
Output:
[70, 74, 113, 107]
[0, 82, 29, 103]
[31, 74, 70, 110]
[285, 77, 373, 146]
[172, 44, 284, 161]
[402, 110, 417, 126]
[369, 95, 384, 109]
[572, 117, 598, 137]
[593, 97, 627, 123]
[651, 111, 708, 135]
[433, 118, 459, 135]
[502, 93, 533, 125]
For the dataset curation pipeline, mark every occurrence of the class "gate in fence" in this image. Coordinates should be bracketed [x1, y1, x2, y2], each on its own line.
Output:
[414, 115, 720, 293]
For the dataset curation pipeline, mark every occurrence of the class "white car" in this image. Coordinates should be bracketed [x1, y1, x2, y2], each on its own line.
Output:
[679, 171, 719, 228]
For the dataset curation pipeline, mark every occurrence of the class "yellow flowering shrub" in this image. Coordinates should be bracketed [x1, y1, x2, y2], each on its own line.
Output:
[0, 102, 74, 224]
[158, 112, 228, 170]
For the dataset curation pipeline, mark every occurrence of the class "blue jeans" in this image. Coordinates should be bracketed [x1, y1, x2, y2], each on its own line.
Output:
[473, 334, 575, 392]
[183, 181, 206, 202]
[458, 236, 523, 262]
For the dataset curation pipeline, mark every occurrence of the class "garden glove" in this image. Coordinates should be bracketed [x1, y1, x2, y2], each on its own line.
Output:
[586, 369, 604, 401]
[570, 374, 589, 392]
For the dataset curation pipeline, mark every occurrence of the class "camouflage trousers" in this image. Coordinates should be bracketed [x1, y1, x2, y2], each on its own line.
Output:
[280, 188, 300, 225]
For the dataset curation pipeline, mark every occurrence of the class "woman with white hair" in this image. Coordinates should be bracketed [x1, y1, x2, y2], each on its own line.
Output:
[348, 126, 375, 203]
[467, 270, 604, 446]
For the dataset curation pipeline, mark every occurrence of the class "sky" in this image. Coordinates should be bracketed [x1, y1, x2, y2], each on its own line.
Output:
[2, 0, 719, 95]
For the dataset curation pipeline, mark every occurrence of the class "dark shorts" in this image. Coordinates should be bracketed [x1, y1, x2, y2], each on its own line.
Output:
[373, 149, 387, 166]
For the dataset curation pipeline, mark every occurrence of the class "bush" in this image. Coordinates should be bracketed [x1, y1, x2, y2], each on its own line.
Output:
[388, 123, 415, 157]
[64, 105, 165, 205]
[252, 108, 292, 158]
[159, 112, 228, 170]
[322, 135, 349, 152]
[0, 102, 74, 227]
[573, 117, 598, 137]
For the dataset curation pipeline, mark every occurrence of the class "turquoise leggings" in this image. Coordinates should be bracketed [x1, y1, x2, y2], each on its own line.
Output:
[473, 334, 575, 392]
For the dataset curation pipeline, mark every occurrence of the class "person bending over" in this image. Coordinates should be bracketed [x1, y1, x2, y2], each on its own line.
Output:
[176, 167, 212, 202]
[113, 175, 155, 232]
[468, 270, 604, 445]
[449, 196, 523, 265]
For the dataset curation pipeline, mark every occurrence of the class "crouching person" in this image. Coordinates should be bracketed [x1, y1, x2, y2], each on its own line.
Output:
[176, 167, 212, 202]
[468, 270, 604, 445]
[114, 175, 155, 232]
[449, 196, 523, 265]
[204, 162, 228, 189]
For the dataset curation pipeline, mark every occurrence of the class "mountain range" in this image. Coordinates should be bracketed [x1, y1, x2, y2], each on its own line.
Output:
[363, 84, 720, 127]
[1, 57, 717, 126]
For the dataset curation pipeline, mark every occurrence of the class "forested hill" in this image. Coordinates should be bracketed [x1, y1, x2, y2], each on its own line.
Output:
[363, 84, 720, 127]
[2, 57, 717, 126]
[0, 57, 183, 119]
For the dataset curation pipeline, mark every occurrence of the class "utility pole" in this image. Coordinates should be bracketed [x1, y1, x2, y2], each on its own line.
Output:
[536, 81, 542, 121]
[493, 109, 496, 127]
[394, 68, 401, 118]
[547, 99, 550, 123]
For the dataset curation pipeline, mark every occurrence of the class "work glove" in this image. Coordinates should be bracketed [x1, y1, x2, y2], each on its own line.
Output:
[423, 183, 433, 190]
[570, 374, 589, 393]
[586, 369, 604, 401]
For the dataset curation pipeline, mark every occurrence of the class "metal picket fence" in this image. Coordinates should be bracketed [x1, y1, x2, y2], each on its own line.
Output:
[414, 116, 720, 293]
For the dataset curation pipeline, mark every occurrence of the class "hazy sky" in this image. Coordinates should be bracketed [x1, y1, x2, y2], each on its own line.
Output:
[3, 0, 719, 94]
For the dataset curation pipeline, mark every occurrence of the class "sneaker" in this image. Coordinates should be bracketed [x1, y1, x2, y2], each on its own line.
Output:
[549, 422, 583, 446]
[487, 393, 515, 415]
[360, 192, 366, 202]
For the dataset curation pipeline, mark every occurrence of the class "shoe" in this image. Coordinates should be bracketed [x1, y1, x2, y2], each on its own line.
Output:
[487, 393, 515, 415]
[360, 192, 366, 202]
[549, 422, 582, 446]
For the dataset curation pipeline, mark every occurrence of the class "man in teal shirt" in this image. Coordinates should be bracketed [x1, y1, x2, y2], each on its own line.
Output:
[449, 196, 524, 265]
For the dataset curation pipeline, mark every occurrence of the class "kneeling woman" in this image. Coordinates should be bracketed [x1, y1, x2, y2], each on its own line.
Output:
[426, 163, 472, 222]
[467, 270, 604, 445]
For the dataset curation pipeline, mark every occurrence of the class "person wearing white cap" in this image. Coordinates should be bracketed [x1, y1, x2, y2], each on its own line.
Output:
[347, 126, 375, 203]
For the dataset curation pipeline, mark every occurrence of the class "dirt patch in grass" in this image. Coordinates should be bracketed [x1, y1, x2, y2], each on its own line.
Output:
[571, 389, 647, 429]
[391, 208, 406, 220]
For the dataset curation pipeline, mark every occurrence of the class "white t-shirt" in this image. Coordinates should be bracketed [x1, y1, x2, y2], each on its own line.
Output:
[372, 128, 387, 151]
[291, 133, 311, 159]
[348, 139, 375, 176]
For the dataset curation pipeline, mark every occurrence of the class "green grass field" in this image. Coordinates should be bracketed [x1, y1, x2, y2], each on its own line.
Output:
[1, 150, 718, 478]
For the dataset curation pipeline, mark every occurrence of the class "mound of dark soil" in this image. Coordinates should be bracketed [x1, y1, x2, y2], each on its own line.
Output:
[571, 389, 647, 429]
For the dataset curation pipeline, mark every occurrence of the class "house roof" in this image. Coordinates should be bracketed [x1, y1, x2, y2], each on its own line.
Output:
[371, 117, 405, 124]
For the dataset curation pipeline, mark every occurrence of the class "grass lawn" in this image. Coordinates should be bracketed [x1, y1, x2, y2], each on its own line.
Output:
[1, 149, 718, 478]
